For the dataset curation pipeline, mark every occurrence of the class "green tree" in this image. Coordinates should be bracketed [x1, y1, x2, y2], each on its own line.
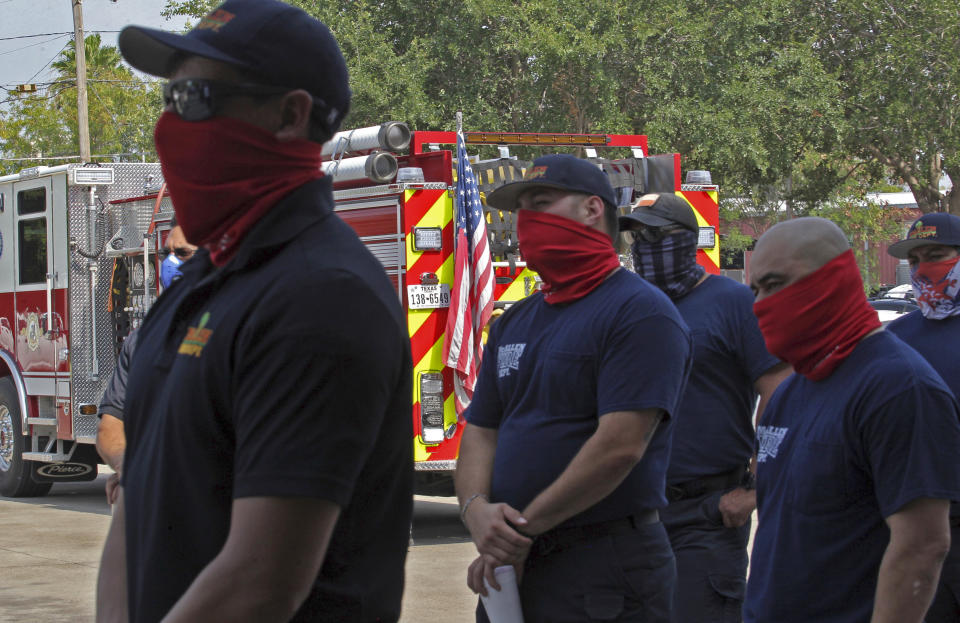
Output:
[0, 34, 161, 174]
[804, 0, 960, 215]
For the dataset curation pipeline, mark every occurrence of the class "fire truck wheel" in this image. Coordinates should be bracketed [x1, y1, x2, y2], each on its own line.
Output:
[0, 377, 52, 498]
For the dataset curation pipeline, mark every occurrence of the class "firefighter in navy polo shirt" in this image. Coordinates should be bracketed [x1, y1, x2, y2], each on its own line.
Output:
[456, 154, 693, 622]
[745, 217, 960, 623]
[886, 212, 960, 623]
[622, 193, 791, 623]
[96, 2, 413, 622]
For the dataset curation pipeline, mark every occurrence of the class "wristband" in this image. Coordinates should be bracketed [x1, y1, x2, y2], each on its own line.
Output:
[459, 493, 488, 524]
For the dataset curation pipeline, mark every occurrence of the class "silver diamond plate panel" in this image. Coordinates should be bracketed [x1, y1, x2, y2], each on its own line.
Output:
[414, 460, 456, 471]
[68, 163, 164, 439]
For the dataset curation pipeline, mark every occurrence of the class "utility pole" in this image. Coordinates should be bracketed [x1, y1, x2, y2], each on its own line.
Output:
[72, 0, 91, 162]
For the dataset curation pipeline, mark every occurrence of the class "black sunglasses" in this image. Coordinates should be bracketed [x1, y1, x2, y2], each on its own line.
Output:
[160, 246, 195, 260]
[624, 223, 687, 244]
[163, 78, 293, 122]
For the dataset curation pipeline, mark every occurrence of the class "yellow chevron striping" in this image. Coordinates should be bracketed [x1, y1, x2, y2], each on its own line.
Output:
[407, 253, 455, 337]
[678, 191, 721, 268]
[497, 267, 538, 302]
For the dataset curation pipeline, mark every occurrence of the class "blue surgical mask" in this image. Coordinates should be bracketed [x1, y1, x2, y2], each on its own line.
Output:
[160, 254, 184, 289]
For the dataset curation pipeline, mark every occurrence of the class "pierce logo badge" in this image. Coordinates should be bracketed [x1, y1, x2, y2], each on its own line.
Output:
[178, 311, 213, 358]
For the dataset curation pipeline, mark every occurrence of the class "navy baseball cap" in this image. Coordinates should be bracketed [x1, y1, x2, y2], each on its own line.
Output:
[619, 193, 698, 233]
[486, 154, 617, 212]
[118, 0, 350, 135]
[888, 212, 960, 259]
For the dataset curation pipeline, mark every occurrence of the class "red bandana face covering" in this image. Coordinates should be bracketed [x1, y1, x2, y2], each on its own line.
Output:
[517, 209, 621, 305]
[154, 111, 324, 266]
[753, 249, 881, 382]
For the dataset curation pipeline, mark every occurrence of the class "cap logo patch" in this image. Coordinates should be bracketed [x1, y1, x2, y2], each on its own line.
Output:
[910, 222, 938, 239]
[198, 9, 235, 32]
[524, 166, 548, 180]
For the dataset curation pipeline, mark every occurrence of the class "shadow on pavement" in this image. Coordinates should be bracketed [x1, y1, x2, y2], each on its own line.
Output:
[0, 473, 112, 516]
[411, 496, 471, 546]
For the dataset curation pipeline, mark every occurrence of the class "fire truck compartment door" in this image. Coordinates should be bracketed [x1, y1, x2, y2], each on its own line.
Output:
[11, 177, 61, 376]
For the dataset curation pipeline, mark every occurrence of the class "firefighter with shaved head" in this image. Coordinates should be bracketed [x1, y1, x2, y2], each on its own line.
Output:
[96, 2, 413, 621]
[745, 216, 960, 623]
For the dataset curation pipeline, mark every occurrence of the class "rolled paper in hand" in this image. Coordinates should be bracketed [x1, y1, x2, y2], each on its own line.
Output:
[480, 565, 524, 623]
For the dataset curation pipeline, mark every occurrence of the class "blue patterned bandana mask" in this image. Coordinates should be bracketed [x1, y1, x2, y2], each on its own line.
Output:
[632, 230, 705, 300]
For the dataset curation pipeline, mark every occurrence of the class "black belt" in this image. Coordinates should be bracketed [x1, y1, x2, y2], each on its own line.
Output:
[529, 510, 659, 559]
[666, 466, 745, 504]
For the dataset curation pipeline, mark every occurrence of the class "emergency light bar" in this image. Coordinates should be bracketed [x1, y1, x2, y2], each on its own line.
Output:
[463, 132, 610, 147]
[321, 122, 411, 158]
[321, 152, 398, 184]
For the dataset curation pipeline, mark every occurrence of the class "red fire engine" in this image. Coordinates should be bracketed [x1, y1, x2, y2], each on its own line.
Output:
[332, 128, 720, 495]
[0, 123, 719, 498]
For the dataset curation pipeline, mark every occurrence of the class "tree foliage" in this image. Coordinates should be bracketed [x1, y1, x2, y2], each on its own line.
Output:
[6, 0, 957, 236]
[803, 0, 960, 215]
[0, 34, 160, 175]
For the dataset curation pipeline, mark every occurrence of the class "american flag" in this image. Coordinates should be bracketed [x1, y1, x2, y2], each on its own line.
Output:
[443, 130, 494, 414]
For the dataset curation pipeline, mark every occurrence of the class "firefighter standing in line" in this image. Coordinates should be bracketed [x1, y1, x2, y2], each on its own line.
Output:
[95, 223, 196, 505]
[744, 217, 960, 623]
[886, 212, 960, 623]
[96, 1, 413, 621]
[456, 154, 693, 622]
[621, 193, 790, 622]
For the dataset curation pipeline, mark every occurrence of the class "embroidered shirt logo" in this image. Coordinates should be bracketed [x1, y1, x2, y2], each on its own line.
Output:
[197, 9, 235, 31]
[178, 311, 213, 358]
[498, 343, 525, 378]
[757, 426, 789, 463]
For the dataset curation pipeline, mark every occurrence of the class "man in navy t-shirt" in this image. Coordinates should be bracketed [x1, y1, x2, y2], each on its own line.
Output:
[622, 193, 790, 622]
[745, 217, 960, 623]
[887, 212, 960, 622]
[455, 154, 692, 622]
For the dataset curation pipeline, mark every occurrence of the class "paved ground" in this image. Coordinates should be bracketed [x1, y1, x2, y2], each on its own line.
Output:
[1, 473, 758, 622]
[0, 472, 479, 622]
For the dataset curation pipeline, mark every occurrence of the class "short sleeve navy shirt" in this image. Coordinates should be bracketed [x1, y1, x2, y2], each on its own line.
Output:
[668, 275, 781, 483]
[466, 269, 692, 525]
[887, 311, 960, 397]
[744, 331, 960, 623]
[98, 329, 138, 421]
[122, 179, 413, 623]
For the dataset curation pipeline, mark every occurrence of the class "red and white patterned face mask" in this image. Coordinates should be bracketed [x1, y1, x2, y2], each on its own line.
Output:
[911, 256, 960, 320]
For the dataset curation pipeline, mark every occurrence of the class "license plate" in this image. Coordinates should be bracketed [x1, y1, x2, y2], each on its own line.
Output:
[407, 284, 451, 309]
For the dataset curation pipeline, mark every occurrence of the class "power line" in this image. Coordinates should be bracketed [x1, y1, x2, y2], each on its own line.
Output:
[26, 40, 73, 84]
[0, 30, 121, 41]
[0, 34, 70, 57]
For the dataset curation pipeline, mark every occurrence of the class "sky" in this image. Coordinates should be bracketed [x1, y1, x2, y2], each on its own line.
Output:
[0, 0, 189, 91]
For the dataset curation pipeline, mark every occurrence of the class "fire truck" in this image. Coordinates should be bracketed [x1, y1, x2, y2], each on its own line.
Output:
[0, 124, 719, 498]
[330, 128, 720, 495]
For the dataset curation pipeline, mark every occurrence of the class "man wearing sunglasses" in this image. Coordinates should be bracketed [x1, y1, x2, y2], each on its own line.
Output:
[621, 193, 790, 623]
[457, 155, 693, 622]
[97, 2, 413, 622]
[159, 219, 197, 290]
